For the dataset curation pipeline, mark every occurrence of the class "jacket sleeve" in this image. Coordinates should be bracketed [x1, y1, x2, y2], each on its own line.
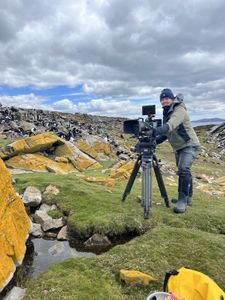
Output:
[156, 135, 167, 145]
[167, 106, 186, 131]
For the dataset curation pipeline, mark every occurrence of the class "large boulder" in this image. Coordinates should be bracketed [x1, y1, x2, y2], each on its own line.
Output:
[54, 142, 102, 171]
[5, 153, 75, 174]
[106, 160, 135, 179]
[77, 135, 116, 161]
[0, 158, 31, 292]
[2, 132, 64, 159]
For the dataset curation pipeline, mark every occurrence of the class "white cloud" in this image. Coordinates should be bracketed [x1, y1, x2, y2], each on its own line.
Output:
[0, 0, 225, 118]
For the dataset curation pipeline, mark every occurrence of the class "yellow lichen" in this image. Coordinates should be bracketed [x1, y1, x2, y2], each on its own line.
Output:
[0, 158, 31, 291]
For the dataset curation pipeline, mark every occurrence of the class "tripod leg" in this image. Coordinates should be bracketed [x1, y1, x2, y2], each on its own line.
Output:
[121, 156, 141, 201]
[153, 155, 170, 208]
[142, 160, 152, 219]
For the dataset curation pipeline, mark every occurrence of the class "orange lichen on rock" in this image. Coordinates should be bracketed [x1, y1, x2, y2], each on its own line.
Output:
[5, 153, 75, 174]
[55, 142, 102, 171]
[0, 158, 31, 291]
[84, 176, 116, 187]
[76, 139, 99, 160]
[120, 269, 154, 285]
[107, 160, 135, 179]
[6, 132, 64, 157]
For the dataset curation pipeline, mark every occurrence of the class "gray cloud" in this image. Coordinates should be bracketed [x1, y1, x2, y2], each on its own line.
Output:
[0, 0, 225, 118]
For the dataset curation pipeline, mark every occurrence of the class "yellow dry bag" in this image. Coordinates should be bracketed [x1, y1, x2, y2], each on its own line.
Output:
[163, 267, 225, 300]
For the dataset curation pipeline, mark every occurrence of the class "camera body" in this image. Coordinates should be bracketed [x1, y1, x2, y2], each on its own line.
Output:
[123, 105, 162, 137]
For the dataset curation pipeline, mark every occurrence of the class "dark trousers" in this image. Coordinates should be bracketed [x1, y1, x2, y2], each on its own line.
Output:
[175, 146, 199, 196]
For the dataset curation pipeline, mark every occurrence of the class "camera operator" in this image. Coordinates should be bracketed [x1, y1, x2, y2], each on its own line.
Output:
[153, 88, 200, 214]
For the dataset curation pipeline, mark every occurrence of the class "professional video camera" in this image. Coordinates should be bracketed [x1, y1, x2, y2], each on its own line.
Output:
[123, 105, 162, 138]
[121, 105, 169, 219]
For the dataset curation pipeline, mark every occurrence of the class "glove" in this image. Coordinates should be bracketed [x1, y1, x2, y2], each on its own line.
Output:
[153, 124, 169, 137]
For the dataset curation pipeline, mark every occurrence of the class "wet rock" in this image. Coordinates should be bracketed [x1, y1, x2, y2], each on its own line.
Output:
[3, 287, 26, 300]
[42, 218, 65, 232]
[48, 243, 65, 256]
[22, 186, 42, 207]
[84, 233, 111, 247]
[57, 226, 68, 241]
[30, 223, 43, 238]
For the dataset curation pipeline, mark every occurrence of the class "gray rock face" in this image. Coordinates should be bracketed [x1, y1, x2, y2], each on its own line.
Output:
[30, 222, 43, 238]
[42, 218, 65, 232]
[57, 226, 68, 241]
[22, 186, 42, 207]
[84, 233, 111, 247]
[39, 203, 57, 213]
[3, 287, 26, 300]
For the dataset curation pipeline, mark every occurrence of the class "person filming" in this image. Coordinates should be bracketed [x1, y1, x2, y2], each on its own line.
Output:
[153, 88, 200, 213]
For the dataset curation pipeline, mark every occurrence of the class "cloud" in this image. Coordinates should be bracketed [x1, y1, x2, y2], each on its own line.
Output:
[0, 0, 225, 118]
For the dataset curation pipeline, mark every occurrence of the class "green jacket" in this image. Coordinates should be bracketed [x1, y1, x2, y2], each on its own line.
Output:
[164, 101, 200, 151]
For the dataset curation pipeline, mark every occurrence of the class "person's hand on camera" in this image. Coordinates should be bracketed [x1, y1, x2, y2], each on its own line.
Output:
[152, 124, 169, 137]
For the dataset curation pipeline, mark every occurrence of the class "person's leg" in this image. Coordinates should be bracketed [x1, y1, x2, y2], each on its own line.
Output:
[174, 146, 198, 213]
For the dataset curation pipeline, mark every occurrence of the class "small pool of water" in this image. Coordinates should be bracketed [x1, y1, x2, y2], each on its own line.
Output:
[26, 238, 95, 277]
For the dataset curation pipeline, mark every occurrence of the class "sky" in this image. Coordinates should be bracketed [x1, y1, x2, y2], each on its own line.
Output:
[0, 0, 225, 120]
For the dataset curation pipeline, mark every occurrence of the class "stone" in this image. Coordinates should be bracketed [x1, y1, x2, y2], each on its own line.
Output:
[84, 233, 111, 247]
[54, 142, 102, 171]
[22, 186, 42, 207]
[33, 210, 52, 224]
[48, 243, 65, 256]
[0, 158, 31, 292]
[57, 226, 68, 241]
[5, 153, 74, 174]
[119, 269, 154, 285]
[3, 287, 27, 300]
[6, 132, 64, 157]
[107, 160, 135, 179]
[84, 176, 116, 187]
[43, 185, 60, 195]
[42, 218, 65, 232]
[39, 203, 57, 213]
[30, 223, 43, 238]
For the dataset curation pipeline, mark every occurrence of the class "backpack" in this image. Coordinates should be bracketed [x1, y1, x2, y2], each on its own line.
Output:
[163, 267, 225, 300]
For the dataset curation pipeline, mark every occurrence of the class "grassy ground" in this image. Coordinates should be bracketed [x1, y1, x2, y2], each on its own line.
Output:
[4, 128, 225, 299]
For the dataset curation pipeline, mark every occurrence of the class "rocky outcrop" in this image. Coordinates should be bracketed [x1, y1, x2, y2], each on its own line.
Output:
[0, 158, 31, 292]
[0, 132, 119, 173]
[207, 122, 225, 156]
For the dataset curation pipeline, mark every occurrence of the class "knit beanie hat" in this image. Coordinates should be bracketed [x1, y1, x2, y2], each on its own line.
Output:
[160, 88, 175, 100]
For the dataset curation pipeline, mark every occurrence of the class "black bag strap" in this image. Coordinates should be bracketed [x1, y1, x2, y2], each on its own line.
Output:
[163, 269, 179, 292]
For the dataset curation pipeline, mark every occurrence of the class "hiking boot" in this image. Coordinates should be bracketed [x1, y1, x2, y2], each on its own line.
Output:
[171, 197, 192, 206]
[173, 192, 188, 213]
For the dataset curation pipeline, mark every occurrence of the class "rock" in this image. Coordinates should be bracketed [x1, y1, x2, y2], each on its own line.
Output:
[54, 142, 102, 171]
[5, 132, 64, 158]
[30, 223, 43, 238]
[106, 160, 135, 179]
[22, 186, 42, 207]
[0, 158, 31, 292]
[5, 153, 75, 174]
[42, 218, 65, 232]
[33, 210, 52, 224]
[43, 185, 60, 195]
[48, 243, 65, 256]
[39, 203, 57, 213]
[44, 232, 58, 239]
[84, 233, 111, 247]
[118, 154, 130, 160]
[84, 176, 116, 187]
[3, 287, 27, 300]
[57, 226, 68, 241]
[119, 269, 154, 285]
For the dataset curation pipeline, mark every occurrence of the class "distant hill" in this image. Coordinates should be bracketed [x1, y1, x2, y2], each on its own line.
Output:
[192, 118, 225, 123]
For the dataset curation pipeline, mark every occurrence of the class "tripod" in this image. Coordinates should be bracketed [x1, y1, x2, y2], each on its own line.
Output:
[122, 139, 170, 219]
